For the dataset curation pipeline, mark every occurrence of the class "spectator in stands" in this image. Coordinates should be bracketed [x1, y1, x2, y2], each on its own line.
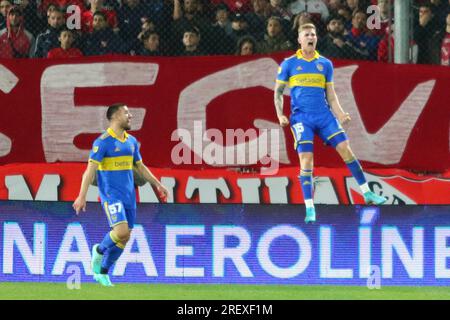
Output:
[430, 0, 449, 26]
[258, 15, 293, 53]
[414, 3, 441, 64]
[34, 7, 64, 57]
[137, 17, 155, 42]
[337, 4, 352, 31]
[118, 0, 153, 52]
[179, 27, 204, 55]
[82, 10, 122, 56]
[195, 0, 212, 19]
[370, 0, 391, 37]
[45, 3, 57, 17]
[14, 0, 45, 36]
[345, 0, 365, 12]
[245, 0, 270, 41]
[377, 22, 393, 62]
[39, 0, 85, 16]
[318, 14, 365, 59]
[213, 3, 232, 36]
[229, 13, 251, 46]
[288, 0, 330, 24]
[0, 6, 34, 58]
[267, 0, 292, 21]
[173, 0, 208, 28]
[345, 9, 379, 60]
[135, 30, 161, 56]
[82, 0, 118, 33]
[0, 0, 11, 30]
[327, 0, 344, 15]
[172, 0, 210, 53]
[47, 27, 83, 57]
[209, 3, 234, 54]
[148, 0, 174, 32]
[377, 23, 418, 63]
[209, 0, 252, 14]
[235, 34, 258, 55]
[127, 17, 156, 54]
[103, 0, 120, 12]
[439, 11, 450, 65]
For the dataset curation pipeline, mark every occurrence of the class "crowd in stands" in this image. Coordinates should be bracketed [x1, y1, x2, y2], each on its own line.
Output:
[0, 0, 448, 65]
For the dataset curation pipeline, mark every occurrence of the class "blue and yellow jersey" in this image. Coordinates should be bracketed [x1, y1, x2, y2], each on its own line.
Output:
[276, 50, 334, 114]
[89, 128, 142, 208]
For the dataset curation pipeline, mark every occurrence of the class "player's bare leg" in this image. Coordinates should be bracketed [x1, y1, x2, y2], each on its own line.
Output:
[93, 223, 131, 286]
[335, 141, 386, 205]
[299, 152, 316, 223]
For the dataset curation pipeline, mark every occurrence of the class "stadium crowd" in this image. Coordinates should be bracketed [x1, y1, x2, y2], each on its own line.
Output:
[0, 0, 448, 64]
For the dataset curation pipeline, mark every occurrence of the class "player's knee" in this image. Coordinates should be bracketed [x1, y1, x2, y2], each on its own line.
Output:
[336, 142, 353, 159]
[113, 225, 131, 242]
[118, 231, 131, 243]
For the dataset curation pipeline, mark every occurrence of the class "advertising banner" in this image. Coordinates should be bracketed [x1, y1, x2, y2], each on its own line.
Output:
[0, 55, 448, 172]
[0, 163, 449, 204]
[0, 201, 449, 286]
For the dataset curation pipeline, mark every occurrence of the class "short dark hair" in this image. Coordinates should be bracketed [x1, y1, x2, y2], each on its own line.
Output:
[106, 103, 125, 121]
[93, 10, 107, 21]
[419, 2, 432, 9]
[8, 6, 22, 16]
[267, 16, 282, 26]
[235, 35, 257, 55]
[352, 9, 366, 18]
[326, 14, 344, 25]
[183, 27, 200, 36]
[48, 7, 63, 15]
[58, 27, 74, 36]
[141, 30, 159, 42]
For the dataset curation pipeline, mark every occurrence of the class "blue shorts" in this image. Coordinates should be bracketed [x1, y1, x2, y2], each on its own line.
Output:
[102, 199, 136, 229]
[290, 109, 348, 153]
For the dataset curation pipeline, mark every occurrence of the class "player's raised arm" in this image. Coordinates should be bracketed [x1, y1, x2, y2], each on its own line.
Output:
[134, 161, 169, 201]
[73, 161, 98, 215]
[326, 82, 351, 126]
[274, 81, 289, 127]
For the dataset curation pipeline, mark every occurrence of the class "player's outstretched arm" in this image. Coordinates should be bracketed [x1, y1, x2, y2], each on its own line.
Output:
[274, 82, 289, 127]
[73, 161, 98, 215]
[134, 161, 169, 201]
[326, 83, 351, 126]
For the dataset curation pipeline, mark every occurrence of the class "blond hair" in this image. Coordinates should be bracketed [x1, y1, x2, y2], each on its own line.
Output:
[298, 23, 316, 33]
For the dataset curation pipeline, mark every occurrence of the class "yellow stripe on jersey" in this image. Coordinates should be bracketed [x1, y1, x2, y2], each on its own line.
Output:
[109, 230, 120, 244]
[98, 156, 133, 171]
[289, 73, 326, 88]
[107, 127, 129, 143]
[327, 130, 345, 141]
[290, 127, 298, 150]
[104, 202, 112, 225]
[115, 242, 126, 249]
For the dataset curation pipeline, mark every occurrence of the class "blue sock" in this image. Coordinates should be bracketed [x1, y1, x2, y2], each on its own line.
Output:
[299, 169, 313, 202]
[98, 231, 119, 254]
[101, 243, 125, 274]
[346, 158, 367, 185]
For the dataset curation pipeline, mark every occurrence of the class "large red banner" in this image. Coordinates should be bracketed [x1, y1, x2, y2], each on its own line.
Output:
[0, 163, 448, 204]
[0, 54, 448, 172]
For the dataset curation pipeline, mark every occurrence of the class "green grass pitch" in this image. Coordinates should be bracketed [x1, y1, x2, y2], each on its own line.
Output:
[0, 282, 449, 300]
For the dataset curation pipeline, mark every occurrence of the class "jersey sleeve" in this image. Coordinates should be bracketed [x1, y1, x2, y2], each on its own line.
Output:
[325, 59, 334, 84]
[89, 139, 107, 164]
[133, 140, 143, 164]
[276, 59, 290, 84]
